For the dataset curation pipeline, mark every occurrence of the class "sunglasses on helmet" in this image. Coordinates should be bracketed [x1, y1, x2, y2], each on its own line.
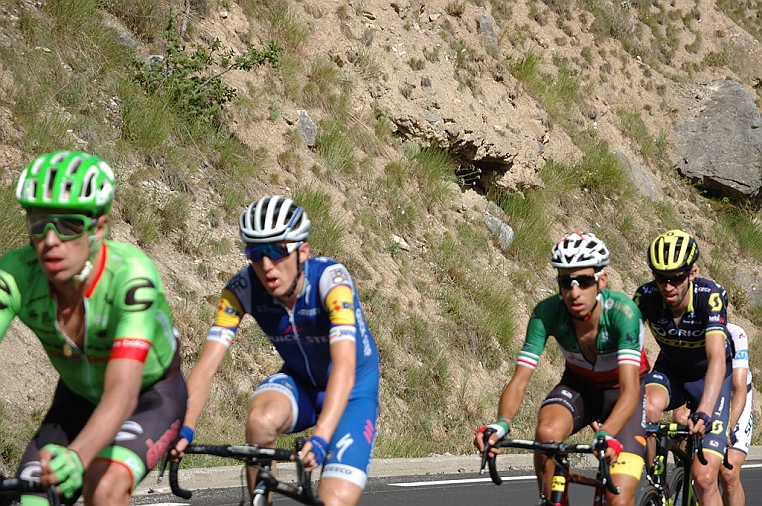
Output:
[27, 214, 95, 240]
[653, 271, 690, 286]
[244, 242, 301, 262]
[557, 274, 600, 290]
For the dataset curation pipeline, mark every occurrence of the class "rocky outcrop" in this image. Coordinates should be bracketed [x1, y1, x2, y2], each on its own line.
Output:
[674, 81, 762, 199]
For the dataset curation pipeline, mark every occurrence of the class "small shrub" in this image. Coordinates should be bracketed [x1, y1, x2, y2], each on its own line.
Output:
[445, 0, 466, 17]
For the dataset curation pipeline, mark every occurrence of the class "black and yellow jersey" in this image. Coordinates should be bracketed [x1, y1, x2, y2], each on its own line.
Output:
[634, 277, 731, 381]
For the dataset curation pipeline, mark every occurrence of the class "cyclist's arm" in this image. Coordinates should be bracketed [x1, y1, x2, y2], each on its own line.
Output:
[728, 365, 748, 432]
[497, 365, 533, 422]
[66, 357, 145, 467]
[598, 363, 640, 436]
[312, 338, 356, 443]
[183, 340, 229, 432]
[695, 330, 727, 417]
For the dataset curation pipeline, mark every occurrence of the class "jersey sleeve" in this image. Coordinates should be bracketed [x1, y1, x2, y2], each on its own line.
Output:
[727, 323, 749, 370]
[206, 287, 245, 348]
[319, 263, 357, 345]
[703, 284, 729, 340]
[517, 304, 550, 370]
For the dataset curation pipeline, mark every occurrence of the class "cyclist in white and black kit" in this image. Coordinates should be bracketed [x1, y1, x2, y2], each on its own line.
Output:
[674, 321, 752, 506]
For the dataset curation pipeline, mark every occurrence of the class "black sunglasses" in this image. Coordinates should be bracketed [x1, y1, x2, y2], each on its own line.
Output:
[557, 274, 598, 290]
[653, 271, 690, 286]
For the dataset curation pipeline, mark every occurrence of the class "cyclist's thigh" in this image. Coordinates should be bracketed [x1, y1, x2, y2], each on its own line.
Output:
[540, 373, 592, 434]
[685, 375, 731, 457]
[645, 369, 683, 411]
[95, 371, 187, 490]
[251, 372, 317, 433]
[16, 381, 94, 481]
[322, 394, 378, 490]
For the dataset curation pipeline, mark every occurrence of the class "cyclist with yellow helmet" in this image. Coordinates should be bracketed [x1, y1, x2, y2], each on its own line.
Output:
[0, 151, 187, 506]
[634, 229, 732, 506]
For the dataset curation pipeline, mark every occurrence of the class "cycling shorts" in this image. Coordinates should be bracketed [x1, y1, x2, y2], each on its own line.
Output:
[253, 371, 378, 489]
[645, 367, 732, 458]
[17, 366, 186, 503]
[731, 386, 753, 455]
[541, 369, 646, 478]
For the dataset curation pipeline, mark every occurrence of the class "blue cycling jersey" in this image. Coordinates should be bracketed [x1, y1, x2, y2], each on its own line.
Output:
[207, 256, 379, 393]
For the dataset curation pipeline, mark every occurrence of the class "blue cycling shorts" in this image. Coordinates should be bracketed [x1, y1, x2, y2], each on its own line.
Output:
[645, 368, 732, 458]
[253, 372, 378, 489]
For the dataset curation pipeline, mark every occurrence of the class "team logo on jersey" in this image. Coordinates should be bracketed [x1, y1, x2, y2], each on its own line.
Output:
[326, 286, 355, 325]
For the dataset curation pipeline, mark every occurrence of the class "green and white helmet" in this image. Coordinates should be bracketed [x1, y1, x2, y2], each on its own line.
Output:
[15, 151, 115, 216]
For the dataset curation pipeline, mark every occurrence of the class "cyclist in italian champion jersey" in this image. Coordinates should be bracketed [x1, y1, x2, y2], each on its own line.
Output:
[173, 196, 379, 506]
[475, 232, 649, 506]
[634, 229, 731, 506]
[0, 151, 187, 506]
[673, 322, 752, 506]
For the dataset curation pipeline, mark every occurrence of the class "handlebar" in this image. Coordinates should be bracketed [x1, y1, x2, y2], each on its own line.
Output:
[479, 430, 620, 495]
[0, 475, 60, 506]
[644, 422, 709, 467]
[161, 439, 322, 506]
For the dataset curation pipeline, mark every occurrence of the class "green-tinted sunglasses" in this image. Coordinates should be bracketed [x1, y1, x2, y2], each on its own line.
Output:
[27, 214, 96, 240]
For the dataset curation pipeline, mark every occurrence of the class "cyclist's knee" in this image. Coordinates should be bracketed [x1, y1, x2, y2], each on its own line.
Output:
[247, 400, 292, 443]
[692, 468, 721, 495]
[82, 462, 132, 506]
[719, 467, 742, 490]
[317, 477, 362, 506]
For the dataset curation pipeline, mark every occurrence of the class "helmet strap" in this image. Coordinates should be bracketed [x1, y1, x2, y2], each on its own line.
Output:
[70, 220, 101, 284]
[285, 249, 303, 298]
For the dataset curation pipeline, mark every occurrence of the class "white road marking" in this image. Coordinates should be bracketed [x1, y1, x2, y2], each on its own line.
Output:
[389, 475, 536, 487]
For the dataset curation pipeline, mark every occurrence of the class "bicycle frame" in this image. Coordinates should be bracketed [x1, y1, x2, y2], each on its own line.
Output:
[643, 423, 708, 506]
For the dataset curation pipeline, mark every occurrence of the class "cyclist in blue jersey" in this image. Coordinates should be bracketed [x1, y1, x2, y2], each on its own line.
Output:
[476, 232, 649, 506]
[173, 196, 379, 506]
[634, 229, 732, 506]
[0, 151, 187, 506]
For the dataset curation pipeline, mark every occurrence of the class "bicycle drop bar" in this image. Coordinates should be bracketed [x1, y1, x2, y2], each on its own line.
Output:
[0, 476, 61, 506]
[480, 433, 620, 495]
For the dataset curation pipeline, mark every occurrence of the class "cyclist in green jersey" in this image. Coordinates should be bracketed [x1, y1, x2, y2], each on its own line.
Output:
[475, 232, 649, 506]
[0, 151, 187, 506]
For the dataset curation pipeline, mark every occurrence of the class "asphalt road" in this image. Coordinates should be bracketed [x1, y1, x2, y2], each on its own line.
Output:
[132, 452, 762, 506]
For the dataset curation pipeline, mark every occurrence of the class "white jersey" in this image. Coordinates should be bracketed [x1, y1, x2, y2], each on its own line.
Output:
[727, 323, 752, 454]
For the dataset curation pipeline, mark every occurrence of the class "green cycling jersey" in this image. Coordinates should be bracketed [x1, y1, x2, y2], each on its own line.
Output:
[0, 240, 178, 404]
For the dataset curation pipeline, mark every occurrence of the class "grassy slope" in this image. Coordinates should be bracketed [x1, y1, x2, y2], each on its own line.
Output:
[1, 0, 762, 472]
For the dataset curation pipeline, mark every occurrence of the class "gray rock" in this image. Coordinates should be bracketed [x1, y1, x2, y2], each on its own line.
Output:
[475, 13, 498, 49]
[615, 150, 660, 201]
[674, 81, 762, 199]
[484, 215, 514, 250]
[297, 110, 318, 147]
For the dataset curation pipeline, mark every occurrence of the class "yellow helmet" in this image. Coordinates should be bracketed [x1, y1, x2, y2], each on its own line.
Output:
[648, 229, 699, 272]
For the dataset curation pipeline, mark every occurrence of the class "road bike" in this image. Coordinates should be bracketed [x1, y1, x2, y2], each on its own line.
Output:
[0, 474, 60, 506]
[480, 432, 620, 506]
[160, 439, 324, 506]
[636, 419, 719, 506]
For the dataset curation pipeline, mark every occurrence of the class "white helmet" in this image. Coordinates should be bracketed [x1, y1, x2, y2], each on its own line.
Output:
[550, 232, 610, 269]
[239, 196, 311, 244]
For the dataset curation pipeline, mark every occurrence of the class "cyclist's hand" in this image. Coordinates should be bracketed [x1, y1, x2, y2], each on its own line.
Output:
[170, 425, 195, 462]
[591, 429, 623, 464]
[729, 430, 738, 447]
[299, 435, 328, 472]
[689, 412, 711, 436]
[39, 444, 85, 499]
[475, 417, 511, 457]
